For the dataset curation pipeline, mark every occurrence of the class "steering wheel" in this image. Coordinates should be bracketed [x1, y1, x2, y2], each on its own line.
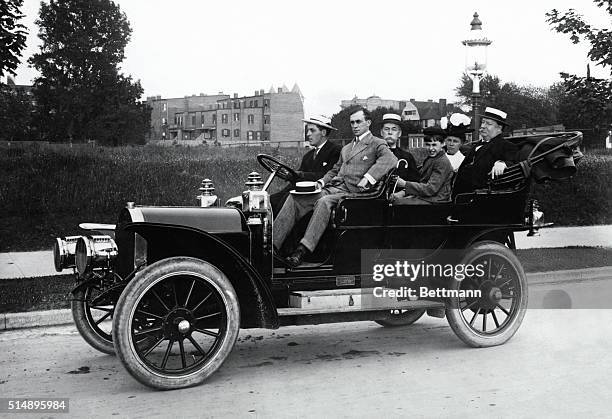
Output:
[257, 154, 298, 183]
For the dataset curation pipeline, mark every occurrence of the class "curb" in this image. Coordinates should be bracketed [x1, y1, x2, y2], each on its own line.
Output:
[1, 267, 611, 331]
[2, 309, 72, 331]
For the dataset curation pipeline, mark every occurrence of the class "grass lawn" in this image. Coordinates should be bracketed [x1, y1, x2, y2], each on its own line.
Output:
[1, 247, 609, 313]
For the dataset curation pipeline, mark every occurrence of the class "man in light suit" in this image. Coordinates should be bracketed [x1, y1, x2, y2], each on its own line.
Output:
[274, 107, 397, 267]
[270, 116, 341, 214]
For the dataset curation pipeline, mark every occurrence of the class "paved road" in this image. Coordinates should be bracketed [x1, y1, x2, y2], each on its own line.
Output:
[1, 279, 611, 418]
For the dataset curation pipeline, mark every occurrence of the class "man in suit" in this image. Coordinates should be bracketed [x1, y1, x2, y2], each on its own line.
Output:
[453, 107, 518, 196]
[379, 113, 419, 185]
[393, 129, 454, 204]
[270, 116, 341, 214]
[273, 107, 397, 267]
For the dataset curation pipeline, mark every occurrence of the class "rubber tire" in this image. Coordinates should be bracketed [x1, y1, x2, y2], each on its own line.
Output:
[446, 242, 528, 348]
[112, 257, 240, 390]
[375, 309, 426, 327]
[72, 286, 115, 355]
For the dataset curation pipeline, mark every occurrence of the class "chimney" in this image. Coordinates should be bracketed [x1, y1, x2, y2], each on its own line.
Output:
[278, 87, 282, 93]
[439, 98, 447, 115]
[260, 89, 264, 95]
[233, 93, 238, 98]
[255, 90, 259, 96]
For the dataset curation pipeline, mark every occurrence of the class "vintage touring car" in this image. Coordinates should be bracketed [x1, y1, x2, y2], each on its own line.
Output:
[53, 131, 582, 389]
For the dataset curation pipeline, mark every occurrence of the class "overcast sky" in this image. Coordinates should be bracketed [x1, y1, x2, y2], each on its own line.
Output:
[12, 0, 611, 116]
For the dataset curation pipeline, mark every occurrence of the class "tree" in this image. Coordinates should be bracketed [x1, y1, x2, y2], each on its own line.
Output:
[547, 1, 612, 146]
[29, 0, 150, 144]
[0, 0, 27, 80]
[455, 74, 560, 130]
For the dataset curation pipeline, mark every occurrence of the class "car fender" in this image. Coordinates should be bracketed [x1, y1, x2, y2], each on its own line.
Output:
[122, 222, 279, 329]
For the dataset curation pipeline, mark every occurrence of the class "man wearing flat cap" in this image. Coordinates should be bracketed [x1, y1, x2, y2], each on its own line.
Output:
[270, 115, 341, 214]
[453, 107, 518, 195]
[380, 113, 419, 186]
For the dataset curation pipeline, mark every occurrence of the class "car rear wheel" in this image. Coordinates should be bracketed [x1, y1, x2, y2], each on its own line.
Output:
[72, 283, 121, 355]
[446, 242, 528, 347]
[375, 309, 426, 327]
[112, 257, 240, 390]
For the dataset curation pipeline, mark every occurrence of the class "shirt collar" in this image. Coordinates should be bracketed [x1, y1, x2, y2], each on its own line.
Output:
[356, 131, 370, 141]
[315, 140, 327, 151]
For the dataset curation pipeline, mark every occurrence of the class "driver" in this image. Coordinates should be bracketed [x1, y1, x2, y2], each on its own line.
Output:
[270, 115, 341, 214]
[453, 107, 518, 195]
[273, 107, 397, 268]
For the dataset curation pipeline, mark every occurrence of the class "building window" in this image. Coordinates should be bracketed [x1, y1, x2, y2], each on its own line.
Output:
[263, 131, 270, 141]
[234, 101, 240, 109]
[254, 100, 258, 107]
[247, 131, 254, 141]
[191, 113, 196, 126]
[222, 129, 230, 137]
[162, 103, 167, 112]
[248, 114, 254, 124]
[233, 113, 240, 122]
[264, 99, 269, 108]
[256, 131, 262, 140]
[249, 100, 253, 107]
[201, 114, 205, 125]
[212, 114, 217, 124]
[162, 117, 167, 125]
[234, 129, 240, 137]
[263, 115, 270, 124]
[222, 114, 228, 124]
[222, 102, 226, 109]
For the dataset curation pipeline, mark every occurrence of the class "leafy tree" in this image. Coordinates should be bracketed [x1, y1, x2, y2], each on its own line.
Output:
[0, 0, 27, 80]
[455, 73, 560, 130]
[547, 1, 612, 146]
[29, 0, 150, 144]
[0, 81, 32, 141]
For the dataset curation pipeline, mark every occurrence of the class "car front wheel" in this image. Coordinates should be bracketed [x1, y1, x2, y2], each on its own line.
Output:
[71, 282, 122, 355]
[446, 242, 528, 347]
[112, 257, 240, 390]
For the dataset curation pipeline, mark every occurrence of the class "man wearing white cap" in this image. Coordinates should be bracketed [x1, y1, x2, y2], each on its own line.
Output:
[380, 113, 419, 185]
[270, 115, 341, 213]
[453, 107, 518, 195]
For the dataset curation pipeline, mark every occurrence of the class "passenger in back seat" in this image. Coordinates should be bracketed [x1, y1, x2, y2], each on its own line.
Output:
[453, 107, 518, 195]
[392, 130, 454, 205]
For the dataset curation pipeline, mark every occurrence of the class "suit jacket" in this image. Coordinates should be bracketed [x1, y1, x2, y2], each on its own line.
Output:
[270, 140, 341, 213]
[296, 140, 342, 181]
[321, 132, 398, 193]
[403, 150, 454, 203]
[454, 134, 518, 195]
[391, 147, 420, 182]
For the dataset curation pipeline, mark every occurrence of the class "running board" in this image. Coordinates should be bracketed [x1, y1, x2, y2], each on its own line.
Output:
[277, 300, 444, 326]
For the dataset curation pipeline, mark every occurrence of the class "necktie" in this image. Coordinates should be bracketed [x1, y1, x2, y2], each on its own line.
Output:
[352, 137, 358, 149]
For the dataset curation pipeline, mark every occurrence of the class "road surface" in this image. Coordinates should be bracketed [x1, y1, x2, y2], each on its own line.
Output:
[0, 282, 611, 418]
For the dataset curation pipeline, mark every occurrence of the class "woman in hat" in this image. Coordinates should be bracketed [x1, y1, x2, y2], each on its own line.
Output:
[441, 113, 473, 172]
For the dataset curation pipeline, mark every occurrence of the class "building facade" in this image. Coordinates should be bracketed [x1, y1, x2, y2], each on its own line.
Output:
[341, 95, 459, 129]
[146, 84, 304, 147]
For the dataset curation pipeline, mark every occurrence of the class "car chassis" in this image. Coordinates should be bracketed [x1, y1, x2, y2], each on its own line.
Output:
[53, 131, 582, 389]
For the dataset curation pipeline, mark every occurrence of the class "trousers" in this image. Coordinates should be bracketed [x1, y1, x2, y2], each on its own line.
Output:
[273, 184, 350, 252]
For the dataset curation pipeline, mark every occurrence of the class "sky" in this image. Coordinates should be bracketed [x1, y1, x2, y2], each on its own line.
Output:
[12, 0, 612, 117]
